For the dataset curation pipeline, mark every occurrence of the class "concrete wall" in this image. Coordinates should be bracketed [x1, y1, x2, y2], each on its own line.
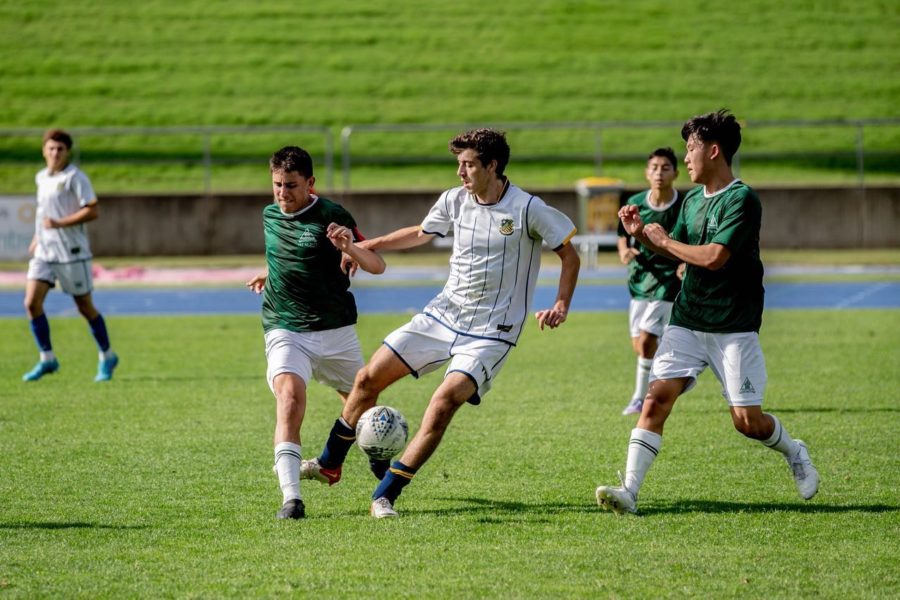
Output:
[89, 186, 900, 256]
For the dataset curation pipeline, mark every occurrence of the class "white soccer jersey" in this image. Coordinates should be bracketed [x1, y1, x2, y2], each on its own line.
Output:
[34, 164, 96, 263]
[420, 182, 576, 345]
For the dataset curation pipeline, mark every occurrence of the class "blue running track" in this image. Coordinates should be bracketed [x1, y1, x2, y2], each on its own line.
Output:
[1, 281, 898, 317]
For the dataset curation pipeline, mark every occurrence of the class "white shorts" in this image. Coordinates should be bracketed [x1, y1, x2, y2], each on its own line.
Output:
[650, 325, 767, 407]
[27, 257, 93, 296]
[383, 313, 514, 404]
[264, 325, 364, 395]
[628, 299, 672, 338]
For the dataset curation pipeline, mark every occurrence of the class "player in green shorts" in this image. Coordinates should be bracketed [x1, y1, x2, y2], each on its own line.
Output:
[616, 148, 683, 416]
[596, 110, 819, 514]
[246, 146, 385, 520]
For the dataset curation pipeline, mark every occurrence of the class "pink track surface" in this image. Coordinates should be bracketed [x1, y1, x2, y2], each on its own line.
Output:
[0, 264, 263, 287]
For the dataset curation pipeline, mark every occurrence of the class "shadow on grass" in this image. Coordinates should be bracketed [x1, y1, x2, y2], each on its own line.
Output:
[112, 375, 258, 383]
[768, 407, 900, 414]
[409, 496, 600, 521]
[0, 521, 148, 530]
[633, 500, 900, 516]
[395, 496, 899, 520]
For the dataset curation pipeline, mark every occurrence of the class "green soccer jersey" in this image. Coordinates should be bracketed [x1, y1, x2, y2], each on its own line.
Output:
[261, 196, 360, 333]
[618, 190, 683, 301]
[669, 180, 765, 333]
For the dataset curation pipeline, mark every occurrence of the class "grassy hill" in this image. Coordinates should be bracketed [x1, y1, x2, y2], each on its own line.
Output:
[1, 0, 898, 191]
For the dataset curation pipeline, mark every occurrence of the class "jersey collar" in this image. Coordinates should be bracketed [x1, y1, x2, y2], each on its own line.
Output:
[279, 194, 319, 217]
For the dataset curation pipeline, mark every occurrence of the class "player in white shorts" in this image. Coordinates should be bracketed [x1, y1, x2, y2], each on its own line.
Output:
[22, 129, 119, 383]
[246, 146, 385, 520]
[616, 147, 683, 415]
[596, 110, 819, 515]
[301, 128, 581, 518]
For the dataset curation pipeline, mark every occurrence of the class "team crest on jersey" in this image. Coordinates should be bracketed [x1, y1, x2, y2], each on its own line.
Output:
[498, 219, 515, 236]
[297, 230, 318, 248]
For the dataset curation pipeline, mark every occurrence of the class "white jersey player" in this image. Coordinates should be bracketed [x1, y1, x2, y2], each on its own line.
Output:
[301, 128, 581, 519]
[22, 129, 118, 382]
[420, 181, 576, 345]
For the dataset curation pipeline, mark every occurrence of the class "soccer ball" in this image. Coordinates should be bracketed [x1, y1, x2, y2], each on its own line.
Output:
[356, 406, 409, 461]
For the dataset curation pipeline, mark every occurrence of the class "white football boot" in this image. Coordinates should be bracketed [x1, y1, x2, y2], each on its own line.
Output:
[621, 397, 643, 416]
[595, 471, 637, 515]
[370, 497, 399, 519]
[786, 440, 819, 500]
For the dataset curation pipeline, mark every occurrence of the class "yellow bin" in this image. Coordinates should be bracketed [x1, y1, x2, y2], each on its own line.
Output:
[575, 176, 624, 235]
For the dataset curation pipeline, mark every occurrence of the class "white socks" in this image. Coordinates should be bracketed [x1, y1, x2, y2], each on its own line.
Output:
[40, 351, 56, 362]
[99, 349, 115, 361]
[274, 442, 302, 503]
[761, 413, 799, 457]
[624, 428, 662, 497]
[633, 357, 652, 401]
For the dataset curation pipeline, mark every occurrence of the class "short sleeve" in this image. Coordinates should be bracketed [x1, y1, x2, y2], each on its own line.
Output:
[70, 170, 96, 207]
[712, 189, 761, 252]
[420, 190, 453, 237]
[526, 195, 576, 249]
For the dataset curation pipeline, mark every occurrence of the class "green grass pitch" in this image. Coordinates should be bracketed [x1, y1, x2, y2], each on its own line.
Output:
[0, 309, 897, 597]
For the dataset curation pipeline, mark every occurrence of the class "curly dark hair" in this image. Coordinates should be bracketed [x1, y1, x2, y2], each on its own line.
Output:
[681, 109, 742, 165]
[449, 128, 510, 177]
[269, 146, 314, 178]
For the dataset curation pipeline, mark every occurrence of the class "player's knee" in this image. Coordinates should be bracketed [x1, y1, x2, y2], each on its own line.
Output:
[636, 335, 658, 358]
[353, 365, 385, 397]
[24, 296, 40, 316]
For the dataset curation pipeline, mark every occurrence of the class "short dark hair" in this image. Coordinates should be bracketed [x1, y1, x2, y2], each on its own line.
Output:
[42, 129, 73, 150]
[648, 147, 678, 170]
[449, 128, 510, 177]
[269, 146, 314, 178]
[681, 109, 742, 165]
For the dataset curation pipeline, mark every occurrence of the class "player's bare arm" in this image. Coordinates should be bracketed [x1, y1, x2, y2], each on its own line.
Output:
[535, 241, 580, 330]
[246, 267, 268, 294]
[364, 225, 436, 252]
[616, 236, 639, 265]
[326, 223, 386, 275]
[44, 201, 99, 229]
[643, 223, 731, 270]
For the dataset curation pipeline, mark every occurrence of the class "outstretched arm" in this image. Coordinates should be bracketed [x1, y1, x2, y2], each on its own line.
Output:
[361, 225, 436, 252]
[326, 223, 386, 274]
[535, 242, 580, 330]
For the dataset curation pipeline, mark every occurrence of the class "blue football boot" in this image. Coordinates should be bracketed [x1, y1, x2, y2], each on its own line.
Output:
[94, 353, 119, 382]
[22, 359, 60, 382]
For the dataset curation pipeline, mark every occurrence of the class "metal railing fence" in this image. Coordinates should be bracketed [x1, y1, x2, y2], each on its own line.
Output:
[1, 119, 897, 193]
[0, 125, 334, 194]
[340, 118, 900, 190]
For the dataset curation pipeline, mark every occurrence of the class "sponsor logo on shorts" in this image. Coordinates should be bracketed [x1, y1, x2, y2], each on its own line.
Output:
[739, 377, 756, 394]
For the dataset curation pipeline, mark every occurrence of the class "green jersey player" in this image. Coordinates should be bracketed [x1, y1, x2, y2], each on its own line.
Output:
[246, 146, 385, 520]
[596, 110, 819, 515]
[616, 148, 683, 416]
[300, 129, 581, 519]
